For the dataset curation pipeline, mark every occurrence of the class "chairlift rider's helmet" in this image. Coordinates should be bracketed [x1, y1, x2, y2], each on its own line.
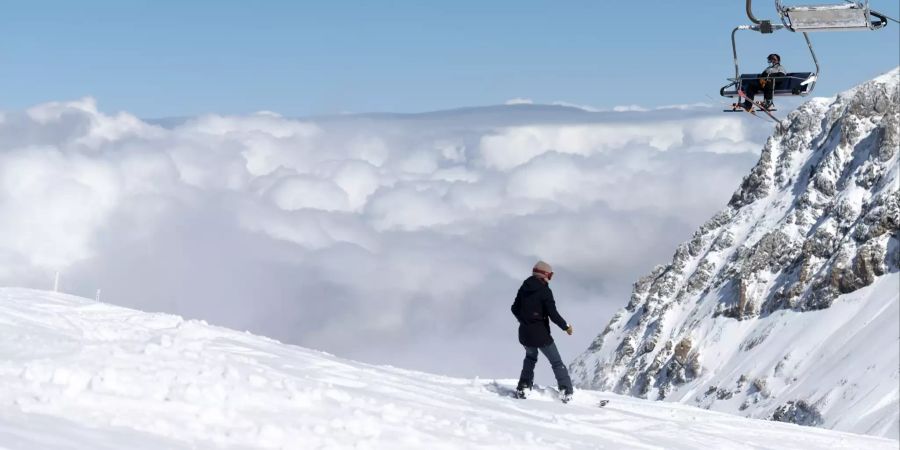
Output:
[767, 53, 781, 64]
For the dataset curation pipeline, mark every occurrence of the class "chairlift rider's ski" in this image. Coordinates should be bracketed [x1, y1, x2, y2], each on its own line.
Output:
[726, 102, 769, 121]
[737, 89, 781, 122]
[713, 94, 770, 122]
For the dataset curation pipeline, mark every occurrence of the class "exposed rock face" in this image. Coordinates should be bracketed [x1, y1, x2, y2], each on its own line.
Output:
[570, 69, 900, 439]
[772, 400, 824, 427]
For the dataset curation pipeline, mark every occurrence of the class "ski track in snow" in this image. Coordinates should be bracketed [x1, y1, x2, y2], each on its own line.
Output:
[0, 288, 897, 449]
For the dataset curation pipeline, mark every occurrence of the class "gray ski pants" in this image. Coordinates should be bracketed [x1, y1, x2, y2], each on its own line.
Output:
[517, 342, 572, 392]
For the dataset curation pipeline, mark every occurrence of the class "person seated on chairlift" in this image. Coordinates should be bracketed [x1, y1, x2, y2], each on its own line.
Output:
[740, 54, 786, 111]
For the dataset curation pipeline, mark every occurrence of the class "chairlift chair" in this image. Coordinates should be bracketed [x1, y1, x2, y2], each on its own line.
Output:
[719, 0, 819, 98]
[720, 0, 889, 102]
[719, 24, 820, 100]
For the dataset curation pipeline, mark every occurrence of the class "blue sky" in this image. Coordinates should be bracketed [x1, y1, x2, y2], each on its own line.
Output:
[1, 0, 897, 117]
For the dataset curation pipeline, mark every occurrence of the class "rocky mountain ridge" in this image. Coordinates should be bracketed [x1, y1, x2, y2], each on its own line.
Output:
[570, 68, 900, 439]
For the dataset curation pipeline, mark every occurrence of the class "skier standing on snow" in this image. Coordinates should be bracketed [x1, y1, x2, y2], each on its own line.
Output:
[740, 53, 786, 111]
[511, 261, 575, 402]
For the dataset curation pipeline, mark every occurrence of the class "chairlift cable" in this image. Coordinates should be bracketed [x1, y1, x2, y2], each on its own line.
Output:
[841, 0, 899, 24]
[878, 13, 899, 24]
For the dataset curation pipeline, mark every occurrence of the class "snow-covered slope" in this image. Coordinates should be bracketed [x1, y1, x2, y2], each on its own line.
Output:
[571, 69, 900, 439]
[1, 288, 897, 449]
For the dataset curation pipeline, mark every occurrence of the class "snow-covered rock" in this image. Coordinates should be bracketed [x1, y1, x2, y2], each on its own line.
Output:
[571, 68, 900, 439]
[1, 288, 897, 449]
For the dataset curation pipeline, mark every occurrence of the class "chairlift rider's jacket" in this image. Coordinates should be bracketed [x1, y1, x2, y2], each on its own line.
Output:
[510, 276, 569, 347]
[761, 63, 786, 79]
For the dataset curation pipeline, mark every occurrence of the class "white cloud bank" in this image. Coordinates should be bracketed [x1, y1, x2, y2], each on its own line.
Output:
[0, 98, 771, 377]
[504, 97, 534, 105]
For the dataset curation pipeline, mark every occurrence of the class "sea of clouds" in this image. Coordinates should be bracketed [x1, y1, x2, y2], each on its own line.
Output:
[0, 98, 772, 377]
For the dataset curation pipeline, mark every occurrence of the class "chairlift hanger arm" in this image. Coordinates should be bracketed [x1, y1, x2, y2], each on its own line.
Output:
[746, 0, 777, 32]
[746, 0, 762, 24]
[729, 25, 818, 77]
[801, 32, 821, 79]
[730, 24, 788, 78]
[724, 24, 819, 97]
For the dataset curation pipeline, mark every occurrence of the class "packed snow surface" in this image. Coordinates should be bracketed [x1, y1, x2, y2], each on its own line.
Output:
[1, 289, 897, 449]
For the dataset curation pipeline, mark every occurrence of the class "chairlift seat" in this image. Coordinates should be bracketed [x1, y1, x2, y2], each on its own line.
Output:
[720, 72, 815, 97]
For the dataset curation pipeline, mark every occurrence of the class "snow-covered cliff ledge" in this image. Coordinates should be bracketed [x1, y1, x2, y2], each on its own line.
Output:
[570, 68, 900, 439]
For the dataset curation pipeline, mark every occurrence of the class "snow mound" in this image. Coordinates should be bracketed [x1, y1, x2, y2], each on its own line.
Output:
[1, 288, 896, 449]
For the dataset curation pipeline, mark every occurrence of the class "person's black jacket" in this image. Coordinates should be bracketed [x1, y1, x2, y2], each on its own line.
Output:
[510, 276, 568, 347]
